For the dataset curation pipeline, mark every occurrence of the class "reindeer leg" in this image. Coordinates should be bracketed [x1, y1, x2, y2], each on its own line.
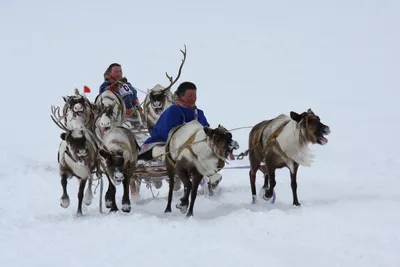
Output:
[107, 179, 118, 212]
[60, 171, 71, 208]
[121, 171, 131, 213]
[77, 179, 88, 216]
[175, 165, 191, 214]
[290, 163, 301, 206]
[84, 178, 93, 206]
[130, 177, 141, 203]
[105, 178, 113, 209]
[186, 171, 202, 218]
[164, 163, 175, 213]
[264, 166, 276, 201]
[259, 165, 269, 189]
[249, 151, 261, 204]
[173, 177, 182, 191]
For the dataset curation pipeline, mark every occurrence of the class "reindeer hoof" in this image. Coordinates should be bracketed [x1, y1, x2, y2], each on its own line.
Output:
[176, 201, 188, 214]
[121, 203, 131, 213]
[265, 192, 276, 204]
[110, 207, 118, 213]
[293, 202, 301, 207]
[84, 195, 93, 206]
[153, 181, 162, 189]
[164, 206, 172, 213]
[105, 199, 112, 209]
[60, 197, 70, 208]
[185, 212, 193, 218]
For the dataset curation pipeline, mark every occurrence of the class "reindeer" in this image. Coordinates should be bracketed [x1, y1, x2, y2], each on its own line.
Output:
[93, 90, 126, 140]
[164, 120, 239, 217]
[248, 109, 331, 206]
[58, 88, 94, 131]
[51, 114, 101, 216]
[97, 126, 140, 212]
[143, 45, 187, 133]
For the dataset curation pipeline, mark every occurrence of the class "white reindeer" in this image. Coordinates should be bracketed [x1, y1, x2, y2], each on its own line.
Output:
[143, 45, 186, 133]
[97, 126, 140, 212]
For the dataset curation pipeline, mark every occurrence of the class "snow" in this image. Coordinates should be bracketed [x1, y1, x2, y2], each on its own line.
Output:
[1, 0, 399, 266]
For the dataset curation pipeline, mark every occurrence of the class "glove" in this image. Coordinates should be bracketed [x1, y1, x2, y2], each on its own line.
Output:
[125, 108, 135, 117]
[119, 77, 128, 83]
[135, 105, 143, 114]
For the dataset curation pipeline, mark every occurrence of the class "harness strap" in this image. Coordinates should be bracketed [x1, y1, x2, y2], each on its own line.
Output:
[256, 120, 290, 159]
[165, 129, 198, 168]
[265, 120, 290, 158]
[165, 130, 226, 172]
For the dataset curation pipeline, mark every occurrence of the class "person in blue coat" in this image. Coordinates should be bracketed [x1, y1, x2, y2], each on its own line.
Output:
[138, 81, 222, 191]
[99, 63, 143, 116]
[139, 81, 209, 159]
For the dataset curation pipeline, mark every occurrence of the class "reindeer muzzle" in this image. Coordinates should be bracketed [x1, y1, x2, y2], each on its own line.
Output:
[227, 140, 239, 160]
[322, 126, 331, 135]
[76, 150, 89, 166]
[152, 101, 162, 108]
[100, 115, 111, 128]
[113, 171, 124, 185]
[317, 125, 330, 146]
[77, 149, 87, 157]
[73, 104, 84, 113]
[229, 140, 240, 150]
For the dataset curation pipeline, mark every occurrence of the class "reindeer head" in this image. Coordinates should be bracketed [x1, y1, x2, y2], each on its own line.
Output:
[290, 108, 331, 145]
[61, 129, 91, 166]
[148, 84, 170, 114]
[95, 104, 116, 138]
[63, 95, 87, 117]
[203, 124, 239, 160]
[99, 148, 125, 185]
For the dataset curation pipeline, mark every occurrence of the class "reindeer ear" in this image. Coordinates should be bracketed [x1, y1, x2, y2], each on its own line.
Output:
[62, 96, 70, 102]
[99, 149, 111, 159]
[60, 133, 67, 140]
[290, 111, 302, 123]
[203, 126, 214, 137]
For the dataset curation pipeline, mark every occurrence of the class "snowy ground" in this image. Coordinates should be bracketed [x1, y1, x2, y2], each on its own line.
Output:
[1, 1, 400, 267]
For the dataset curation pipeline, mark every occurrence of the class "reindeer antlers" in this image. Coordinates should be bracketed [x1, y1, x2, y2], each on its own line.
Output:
[163, 45, 187, 92]
[50, 105, 68, 131]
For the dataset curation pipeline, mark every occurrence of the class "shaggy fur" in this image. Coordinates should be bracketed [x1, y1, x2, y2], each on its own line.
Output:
[143, 45, 187, 133]
[57, 127, 100, 216]
[98, 126, 139, 213]
[93, 90, 126, 140]
[164, 120, 239, 217]
[143, 84, 174, 133]
[248, 109, 330, 206]
[61, 89, 95, 131]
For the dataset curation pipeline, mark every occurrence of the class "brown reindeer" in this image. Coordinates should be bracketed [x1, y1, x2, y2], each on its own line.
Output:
[164, 120, 239, 217]
[248, 109, 331, 206]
